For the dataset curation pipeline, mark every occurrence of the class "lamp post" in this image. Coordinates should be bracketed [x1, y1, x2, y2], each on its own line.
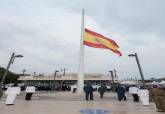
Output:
[0, 52, 23, 86]
[128, 53, 145, 86]
[114, 69, 117, 77]
[0, 52, 23, 98]
[53, 70, 59, 91]
[109, 71, 115, 91]
[60, 68, 68, 90]
[61, 68, 68, 76]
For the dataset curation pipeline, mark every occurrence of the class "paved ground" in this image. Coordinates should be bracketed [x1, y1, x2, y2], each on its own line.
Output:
[0, 91, 163, 114]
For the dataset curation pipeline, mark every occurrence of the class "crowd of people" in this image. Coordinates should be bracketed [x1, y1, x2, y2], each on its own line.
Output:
[0, 82, 165, 112]
[83, 82, 165, 112]
[128, 84, 165, 112]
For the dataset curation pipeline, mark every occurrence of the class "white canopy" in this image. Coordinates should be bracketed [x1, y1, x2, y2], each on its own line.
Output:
[120, 81, 137, 85]
[159, 80, 165, 85]
[146, 81, 159, 85]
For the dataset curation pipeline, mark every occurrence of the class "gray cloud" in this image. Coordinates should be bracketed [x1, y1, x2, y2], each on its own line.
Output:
[0, 0, 165, 79]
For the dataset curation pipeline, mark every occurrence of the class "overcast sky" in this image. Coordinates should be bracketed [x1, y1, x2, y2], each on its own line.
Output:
[0, 0, 165, 79]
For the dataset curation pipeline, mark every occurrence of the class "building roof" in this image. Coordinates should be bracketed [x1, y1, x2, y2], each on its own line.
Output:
[18, 74, 118, 81]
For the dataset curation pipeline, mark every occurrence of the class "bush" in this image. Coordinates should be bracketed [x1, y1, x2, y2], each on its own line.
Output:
[0, 67, 19, 84]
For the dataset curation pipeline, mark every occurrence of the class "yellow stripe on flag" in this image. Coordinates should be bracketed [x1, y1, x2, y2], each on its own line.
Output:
[84, 32, 118, 50]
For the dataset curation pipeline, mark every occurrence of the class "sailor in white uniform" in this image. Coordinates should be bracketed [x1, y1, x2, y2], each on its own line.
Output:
[138, 86, 149, 106]
[5, 86, 20, 105]
[71, 84, 78, 93]
[25, 86, 36, 100]
[129, 85, 139, 102]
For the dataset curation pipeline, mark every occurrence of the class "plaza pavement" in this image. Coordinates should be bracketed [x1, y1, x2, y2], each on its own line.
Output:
[0, 91, 163, 114]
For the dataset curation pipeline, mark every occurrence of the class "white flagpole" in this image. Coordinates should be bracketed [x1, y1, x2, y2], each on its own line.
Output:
[77, 9, 85, 92]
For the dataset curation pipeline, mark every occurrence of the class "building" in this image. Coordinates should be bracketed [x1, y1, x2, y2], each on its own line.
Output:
[18, 73, 118, 90]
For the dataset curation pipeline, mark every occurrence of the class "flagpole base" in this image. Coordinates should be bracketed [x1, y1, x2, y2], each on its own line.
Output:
[77, 73, 84, 92]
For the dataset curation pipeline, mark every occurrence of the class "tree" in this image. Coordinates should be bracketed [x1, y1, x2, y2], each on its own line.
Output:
[0, 67, 19, 84]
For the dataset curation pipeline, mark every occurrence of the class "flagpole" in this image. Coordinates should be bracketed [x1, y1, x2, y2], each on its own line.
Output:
[77, 9, 85, 92]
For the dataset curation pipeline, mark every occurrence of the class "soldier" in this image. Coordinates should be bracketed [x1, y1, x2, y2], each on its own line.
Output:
[148, 86, 153, 102]
[129, 85, 139, 102]
[98, 84, 107, 98]
[150, 85, 165, 112]
[115, 84, 126, 101]
[0, 86, 3, 100]
[84, 82, 94, 101]
[138, 86, 149, 106]
[25, 86, 36, 100]
[5, 85, 20, 105]
[71, 84, 77, 93]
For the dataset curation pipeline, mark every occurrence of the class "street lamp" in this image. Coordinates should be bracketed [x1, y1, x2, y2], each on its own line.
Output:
[114, 69, 117, 77]
[0, 52, 23, 98]
[14, 55, 23, 58]
[109, 71, 115, 91]
[128, 53, 145, 86]
[61, 68, 68, 76]
[0, 52, 23, 85]
[53, 70, 59, 91]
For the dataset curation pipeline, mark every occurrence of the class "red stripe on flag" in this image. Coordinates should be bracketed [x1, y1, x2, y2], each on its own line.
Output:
[84, 41, 122, 56]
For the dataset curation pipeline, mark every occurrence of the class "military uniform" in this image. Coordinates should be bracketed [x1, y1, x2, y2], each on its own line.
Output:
[129, 86, 139, 102]
[115, 84, 126, 101]
[138, 89, 149, 105]
[148, 88, 153, 102]
[0, 87, 3, 99]
[84, 83, 94, 100]
[98, 85, 107, 98]
[150, 88, 165, 112]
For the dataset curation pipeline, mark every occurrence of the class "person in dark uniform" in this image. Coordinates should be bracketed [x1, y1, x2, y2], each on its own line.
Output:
[121, 84, 127, 100]
[148, 86, 153, 102]
[150, 85, 165, 112]
[0, 86, 3, 100]
[115, 84, 126, 101]
[84, 82, 94, 101]
[98, 84, 107, 98]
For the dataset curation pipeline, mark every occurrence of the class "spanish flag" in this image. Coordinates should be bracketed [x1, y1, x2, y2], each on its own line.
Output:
[84, 28, 122, 56]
